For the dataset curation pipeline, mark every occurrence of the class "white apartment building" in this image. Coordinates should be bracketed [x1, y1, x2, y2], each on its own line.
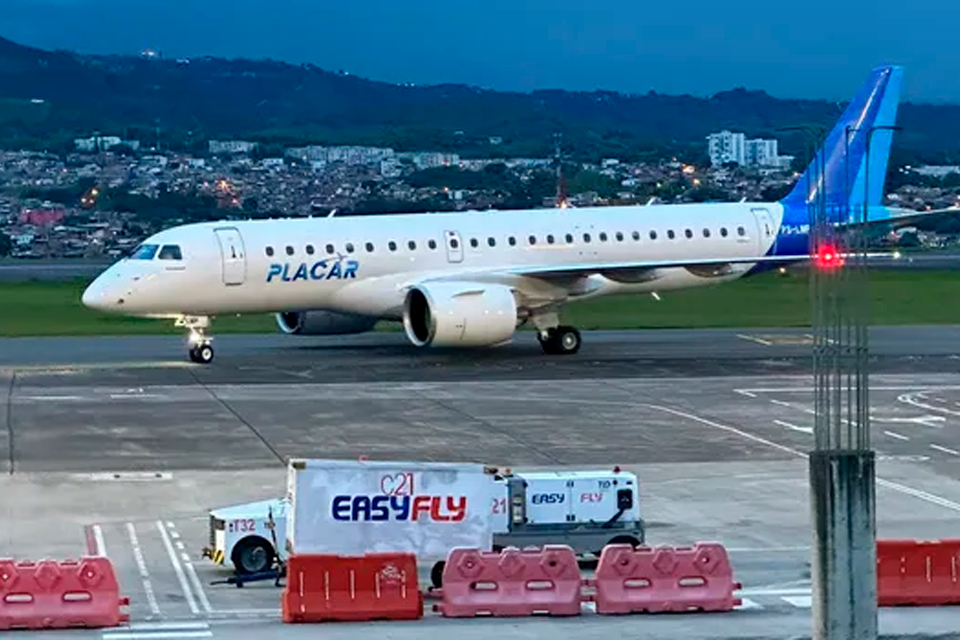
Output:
[707, 130, 746, 166]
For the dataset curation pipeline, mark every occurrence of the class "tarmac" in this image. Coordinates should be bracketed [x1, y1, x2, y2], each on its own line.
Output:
[4, 327, 960, 639]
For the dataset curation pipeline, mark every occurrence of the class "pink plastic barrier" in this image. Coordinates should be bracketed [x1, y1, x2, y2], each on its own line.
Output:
[593, 542, 741, 614]
[437, 546, 583, 617]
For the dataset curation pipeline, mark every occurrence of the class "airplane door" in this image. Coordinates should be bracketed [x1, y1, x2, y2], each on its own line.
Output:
[214, 227, 247, 285]
[444, 230, 463, 263]
[751, 207, 776, 252]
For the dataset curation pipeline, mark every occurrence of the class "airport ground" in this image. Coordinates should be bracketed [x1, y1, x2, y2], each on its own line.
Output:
[5, 326, 960, 639]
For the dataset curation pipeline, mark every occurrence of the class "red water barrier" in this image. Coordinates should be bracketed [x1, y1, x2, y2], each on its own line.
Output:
[877, 538, 960, 606]
[593, 542, 741, 614]
[437, 545, 582, 617]
[281, 553, 423, 623]
[0, 557, 129, 630]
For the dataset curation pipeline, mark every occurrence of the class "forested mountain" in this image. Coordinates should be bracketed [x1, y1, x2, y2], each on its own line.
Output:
[1, 35, 958, 165]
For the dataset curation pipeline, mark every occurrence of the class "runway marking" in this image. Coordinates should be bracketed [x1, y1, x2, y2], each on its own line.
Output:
[19, 395, 83, 401]
[74, 472, 174, 482]
[899, 393, 960, 419]
[640, 403, 960, 515]
[736, 385, 960, 394]
[93, 524, 107, 557]
[782, 595, 812, 608]
[737, 334, 773, 346]
[156, 520, 199, 615]
[770, 399, 793, 408]
[102, 621, 212, 639]
[884, 430, 910, 441]
[774, 419, 812, 434]
[166, 522, 213, 615]
[127, 523, 161, 617]
[931, 444, 960, 456]
[735, 390, 757, 398]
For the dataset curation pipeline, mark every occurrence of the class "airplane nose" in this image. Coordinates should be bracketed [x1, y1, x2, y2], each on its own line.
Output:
[82, 279, 110, 311]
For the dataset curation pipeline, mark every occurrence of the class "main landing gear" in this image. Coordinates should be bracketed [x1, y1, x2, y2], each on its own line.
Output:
[177, 315, 215, 364]
[537, 326, 582, 355]
[531, 311, 581, 355]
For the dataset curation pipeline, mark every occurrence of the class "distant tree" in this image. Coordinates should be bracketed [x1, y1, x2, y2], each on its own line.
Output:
[0, 232, 11, 257]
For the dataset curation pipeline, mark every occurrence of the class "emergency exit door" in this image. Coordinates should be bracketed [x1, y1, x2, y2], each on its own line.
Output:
[751, 207, 776, 252]
[444, 230, 464, 263]
[214, 227, 247, 286]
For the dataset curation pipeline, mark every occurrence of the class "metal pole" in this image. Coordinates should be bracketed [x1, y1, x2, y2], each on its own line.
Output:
[808, 122, 899, 640]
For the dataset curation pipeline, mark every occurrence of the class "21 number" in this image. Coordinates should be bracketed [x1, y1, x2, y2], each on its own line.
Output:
[491, 497, 507, 514]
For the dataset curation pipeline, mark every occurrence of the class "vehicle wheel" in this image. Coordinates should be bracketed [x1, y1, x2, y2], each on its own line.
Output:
[232, 538, 274, 574]
[553, 326, 581, 355]
[431, 561, 445, 589]
[189, 343, 214, 364]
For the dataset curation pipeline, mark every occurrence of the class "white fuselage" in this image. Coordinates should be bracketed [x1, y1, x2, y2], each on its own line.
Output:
[82, 201, 784, 320]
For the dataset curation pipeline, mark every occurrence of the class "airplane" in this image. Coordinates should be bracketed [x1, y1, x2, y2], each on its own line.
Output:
[81, 65, 955, 364]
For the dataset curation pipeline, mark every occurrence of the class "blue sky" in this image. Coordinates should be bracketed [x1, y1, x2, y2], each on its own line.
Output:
[5, 0, 959, 103]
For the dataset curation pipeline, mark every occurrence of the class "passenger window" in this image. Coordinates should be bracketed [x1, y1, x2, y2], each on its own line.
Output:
[720, 228, 728, 237]
[408, 240, 416, 250]
[649, 231, 657, 240]
[547, 234, 555, 244]
[326, 244, 335, 254]
[158, 245, 182, 260]
[306, 244, 315, 255]
[345, 243, 355, 253]
[565, 233, 573, 243]
[583, 233, 591, 243]
[615, 232, 624, 241]
[703, 229, 711, 238]
[599, 232, 608, 242]
[428, 239, 437, 250]
[632, 231, 640, 241]
[508, 236, 517, 246]
[684, 229, 693, 239]
[470, 238, 479, 248]
[737, 226, 746, 236]
[488, 237, 496, 247]
[667, 230, 675, 239]
[389, 241, 397, 251]
[528, 235, 537, 245]
[365, 242, 374, 252]
[286, 246, 294, 256]
[265, 246, 274, 257]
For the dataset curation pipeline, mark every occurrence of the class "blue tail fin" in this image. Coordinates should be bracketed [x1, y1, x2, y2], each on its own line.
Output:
[780, 65, 903, 225]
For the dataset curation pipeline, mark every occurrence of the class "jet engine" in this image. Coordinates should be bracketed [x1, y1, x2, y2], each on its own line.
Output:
[402, 281, 518, 348]
[275, 310, 378, 335]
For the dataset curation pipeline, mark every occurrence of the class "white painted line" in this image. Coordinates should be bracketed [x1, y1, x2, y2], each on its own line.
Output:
[644, 404, 804, 458]
[103, 632, 212, 640]
[93, 525, 107, 558]
[170, 530, 181, 540]
[774, 419, 813, 434]
[156, 520, 199, 615]
[108, 394, 166, 399]
[736, 334, 772, 346]
[175, 541, 185, 551]
[931, 444, 960, 456]
[20, 395, 83, 401]
[782, 595, 812, 608]
[876, 478, 960, 513]
[898, 393, 960, 418]
[734, 390, 757, 398]
[126, 523, 161, 617]
[739, 385, 960, 394]
[884, 430, 910, 441]
[118, 622, 210, 630]
[167, 523, 213, 615]
[737, 597, 764, 610]
[739, 587, 811, 596]
[770, 399, 793, 407]
[644, 403, 960, 515]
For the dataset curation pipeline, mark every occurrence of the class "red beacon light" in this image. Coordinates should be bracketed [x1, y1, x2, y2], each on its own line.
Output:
[815, 245, 844, 269]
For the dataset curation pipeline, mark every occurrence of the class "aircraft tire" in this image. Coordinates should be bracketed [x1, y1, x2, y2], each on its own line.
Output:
[189, 344, 215, 364]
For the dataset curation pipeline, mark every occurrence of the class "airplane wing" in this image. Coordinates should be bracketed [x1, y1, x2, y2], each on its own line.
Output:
[848, 206, 960, 230]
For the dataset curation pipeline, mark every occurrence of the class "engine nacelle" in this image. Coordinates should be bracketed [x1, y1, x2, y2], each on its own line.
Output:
[275, 310, 378, 335]
[402, 281, 518, 348]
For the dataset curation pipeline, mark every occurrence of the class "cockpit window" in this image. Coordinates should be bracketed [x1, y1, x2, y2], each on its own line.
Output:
[129, 244, 159, 260]
[158, 245, 183, 260]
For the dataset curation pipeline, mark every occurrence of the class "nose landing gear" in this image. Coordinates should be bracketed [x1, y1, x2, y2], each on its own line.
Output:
[177, 315, 215, 364]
